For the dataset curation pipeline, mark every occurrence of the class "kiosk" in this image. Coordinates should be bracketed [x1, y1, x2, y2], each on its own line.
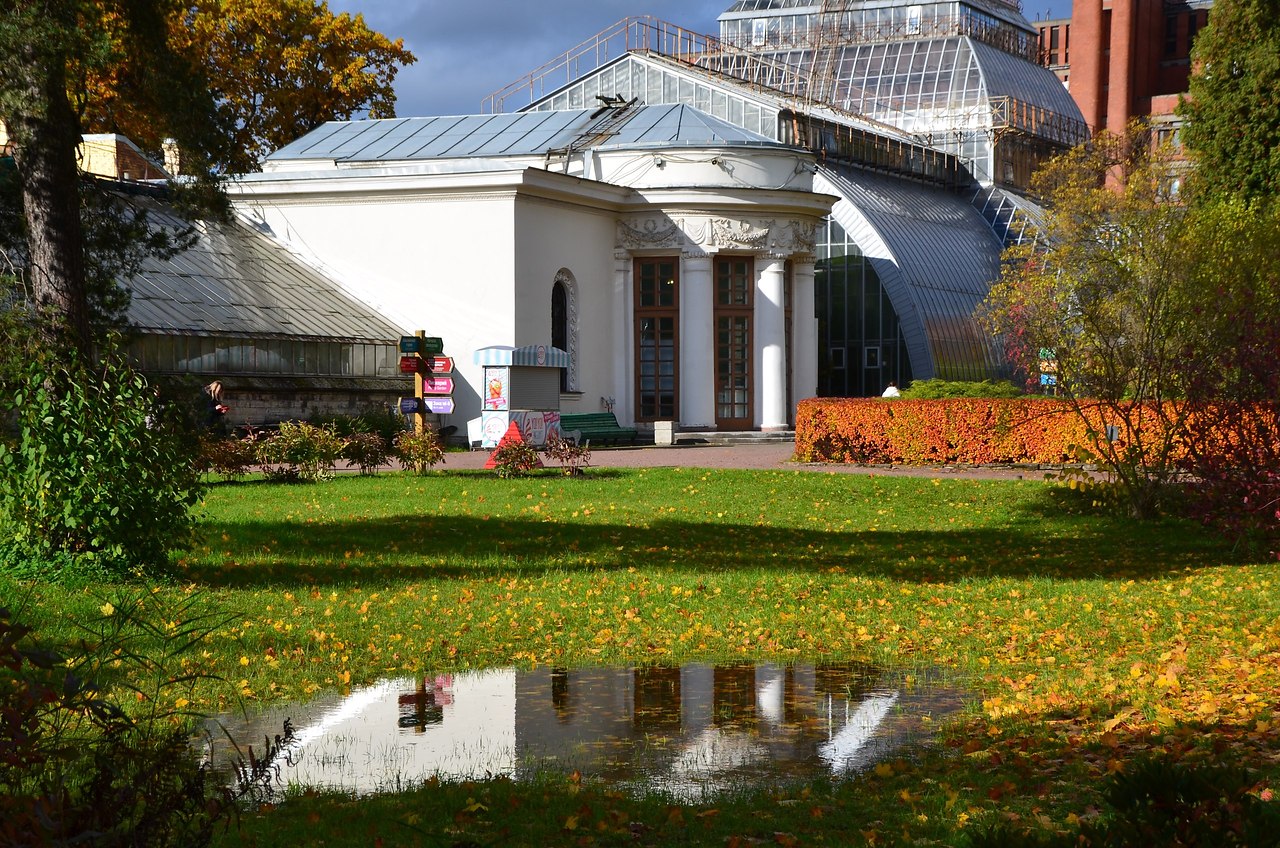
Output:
[471, 344, 570, 448]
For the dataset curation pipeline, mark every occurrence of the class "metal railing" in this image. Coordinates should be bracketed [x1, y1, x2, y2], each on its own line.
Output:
[483, 17, 713, 114]
[482, 15, 1085, 154]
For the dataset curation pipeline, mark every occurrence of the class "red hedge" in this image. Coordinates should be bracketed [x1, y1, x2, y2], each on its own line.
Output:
[795, 398, 1109, 465]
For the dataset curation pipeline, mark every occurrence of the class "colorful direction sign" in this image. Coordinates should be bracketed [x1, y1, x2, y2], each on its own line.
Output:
[399, 336, 422, 354]
[422, 337, 444, 355]
[398, 397, 421, 415]
[423, 397, 455, 414]
[399, 355, 421, 374]
[425, 356, 453, 373]
[422, 376, 454, 395]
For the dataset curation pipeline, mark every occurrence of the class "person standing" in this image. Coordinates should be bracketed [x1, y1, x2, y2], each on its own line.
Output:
[204, 380, 229, 433]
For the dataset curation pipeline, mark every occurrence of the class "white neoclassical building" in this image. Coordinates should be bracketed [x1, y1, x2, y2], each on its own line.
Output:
[227, 105, 836, 433]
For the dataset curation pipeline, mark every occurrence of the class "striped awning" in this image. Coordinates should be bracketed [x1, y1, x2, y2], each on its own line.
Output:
[473, 344, 571, 368]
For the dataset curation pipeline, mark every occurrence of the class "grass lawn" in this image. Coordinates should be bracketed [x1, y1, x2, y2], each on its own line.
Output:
[5, 467, 1279, 845]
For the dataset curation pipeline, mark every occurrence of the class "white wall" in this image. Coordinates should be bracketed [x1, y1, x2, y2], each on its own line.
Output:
[234, 179, 523, 426]
[512, 196, 619, 419]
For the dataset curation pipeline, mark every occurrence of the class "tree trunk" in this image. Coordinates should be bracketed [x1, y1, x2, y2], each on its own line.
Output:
[11, 42, 92, 360]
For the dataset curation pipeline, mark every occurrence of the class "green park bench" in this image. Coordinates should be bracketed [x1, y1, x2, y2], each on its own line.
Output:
[560, 412, 638, 446]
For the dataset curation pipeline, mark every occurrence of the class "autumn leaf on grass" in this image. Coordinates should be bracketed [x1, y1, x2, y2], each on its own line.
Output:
[1103, 707, 1137, 732]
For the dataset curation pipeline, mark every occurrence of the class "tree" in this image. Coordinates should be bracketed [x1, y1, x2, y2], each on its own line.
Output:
[83, 0, 417, 173]
[1179, 0, 1280, 201]
[981, 128, 1194, 518]
[1171, 198, 1280, 555]
[0, 0, 224, 358]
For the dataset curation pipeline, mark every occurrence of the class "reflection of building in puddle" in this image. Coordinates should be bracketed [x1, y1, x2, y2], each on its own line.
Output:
[201, 670, 516, 795]
[204, 662, 961, 798]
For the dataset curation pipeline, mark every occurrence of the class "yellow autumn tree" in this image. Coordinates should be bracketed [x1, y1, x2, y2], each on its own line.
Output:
[83, 0, 416, 172]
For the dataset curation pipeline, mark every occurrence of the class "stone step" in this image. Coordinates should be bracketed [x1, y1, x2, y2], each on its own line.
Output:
[675, 430, 795, 446]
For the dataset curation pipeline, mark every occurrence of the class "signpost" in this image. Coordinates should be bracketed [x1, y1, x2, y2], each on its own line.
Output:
[422, 376, 454, 395]
[404, 330, 455, 435]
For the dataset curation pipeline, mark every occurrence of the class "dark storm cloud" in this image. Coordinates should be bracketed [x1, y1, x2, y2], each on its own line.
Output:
[334, 1, 728, 117]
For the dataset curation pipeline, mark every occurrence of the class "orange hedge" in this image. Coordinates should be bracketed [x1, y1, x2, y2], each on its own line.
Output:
[796, 398, 1128, 465]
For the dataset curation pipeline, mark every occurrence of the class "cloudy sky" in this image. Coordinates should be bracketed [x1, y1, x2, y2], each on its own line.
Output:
[332, 0, 1070, 118]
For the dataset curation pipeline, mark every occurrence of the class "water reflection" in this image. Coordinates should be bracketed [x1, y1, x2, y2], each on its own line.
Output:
[201, 662, 965, 801]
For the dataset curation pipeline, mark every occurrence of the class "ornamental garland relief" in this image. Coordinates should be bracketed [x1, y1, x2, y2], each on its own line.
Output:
[615, 218, 685, 250]
[708, 218, 773, 250]
[617, 215, 821, 255]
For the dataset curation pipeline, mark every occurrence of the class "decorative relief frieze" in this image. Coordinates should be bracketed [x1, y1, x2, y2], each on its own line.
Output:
[616, 214, 825, 257]
[784, 219, 819, 254]
[616, 217, 685, 250]
[709, 218, 773, 250]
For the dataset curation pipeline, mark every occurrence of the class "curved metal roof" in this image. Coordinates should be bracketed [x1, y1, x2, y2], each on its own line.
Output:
[816, 165, 1006, 381]
[265, 105, 784, 166]
[969, 39, 1081, 128]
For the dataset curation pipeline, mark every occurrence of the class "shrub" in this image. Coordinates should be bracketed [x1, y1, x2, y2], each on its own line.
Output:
[255, 421, 344, 482]
[394, 429, 446, 474]
[796, 397, 1092, 465]
[543, 431, 592, 476]
[309, 405, 406, 446]
[899, 379, 1025, 399]
[0, 351, 204, 580]
[1179, 402, 1280, 558]
[196, 434, 257, 480]
[0, 596, 234, 847]
[343, 432, 393, 475]
[490, 440, 541, 478]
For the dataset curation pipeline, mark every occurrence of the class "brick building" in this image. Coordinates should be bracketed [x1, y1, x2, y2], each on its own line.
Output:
[1038, 0, 1212, 134]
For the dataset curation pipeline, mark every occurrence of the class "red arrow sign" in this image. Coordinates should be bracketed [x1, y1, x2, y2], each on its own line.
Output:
[426, 356, 454, 373]
[422, 376, 454, 395]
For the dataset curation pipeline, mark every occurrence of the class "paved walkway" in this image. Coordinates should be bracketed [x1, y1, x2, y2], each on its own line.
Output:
[440, 441, 1048, 481]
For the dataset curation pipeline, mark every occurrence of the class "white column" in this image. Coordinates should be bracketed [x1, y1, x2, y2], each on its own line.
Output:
[791, 257, 818, 410]
[680, 251, 715, 429]
[757, 256, 788, 431]
[613, 251, 633, 426]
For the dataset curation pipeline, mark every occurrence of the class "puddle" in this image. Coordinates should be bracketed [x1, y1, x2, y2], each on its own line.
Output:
[200, 662, 967, 801]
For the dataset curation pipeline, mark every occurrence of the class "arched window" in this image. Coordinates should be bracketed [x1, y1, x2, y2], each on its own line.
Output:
[551, 269, 579, 391]
[552, 281, 568, 392]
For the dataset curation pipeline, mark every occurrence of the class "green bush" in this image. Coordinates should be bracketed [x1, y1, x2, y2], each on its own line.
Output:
[197, 434, 258, 480]
[0, 352, 204, 581]
[343, 431, 392, 475]
[490, 439, 541, 478]
[543, 431, 592, 476]
[393, 429, 445, 474]
[309, 405, 406, 446]
[0, 596, 234, 847]
[899, 379, 1025, 399]
[255, 421, 344, 482]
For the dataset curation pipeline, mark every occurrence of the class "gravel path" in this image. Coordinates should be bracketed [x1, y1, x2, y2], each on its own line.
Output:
[440, 441, 1050, 481]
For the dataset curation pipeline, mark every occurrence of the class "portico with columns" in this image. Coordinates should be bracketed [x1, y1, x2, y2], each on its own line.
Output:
[614, 211, 824, 432]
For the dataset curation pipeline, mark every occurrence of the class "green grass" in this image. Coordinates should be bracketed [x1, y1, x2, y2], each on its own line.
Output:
[5, 467, 1279, 846]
